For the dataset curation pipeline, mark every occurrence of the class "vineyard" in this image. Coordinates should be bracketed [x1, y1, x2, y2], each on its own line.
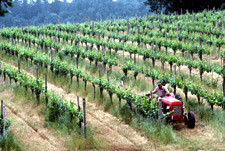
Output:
[0, 9, 225, 150]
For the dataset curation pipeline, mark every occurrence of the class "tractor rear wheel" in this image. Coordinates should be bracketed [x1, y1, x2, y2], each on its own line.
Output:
[184, 115, 188, 125]
[187, 112, 195, 128]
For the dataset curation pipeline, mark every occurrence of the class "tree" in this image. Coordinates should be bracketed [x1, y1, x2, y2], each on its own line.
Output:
[144, 0, 225, 14]
[0, 0, 12, 16]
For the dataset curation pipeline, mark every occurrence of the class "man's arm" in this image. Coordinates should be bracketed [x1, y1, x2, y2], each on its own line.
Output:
[164, 86, 170, 95]
[152, 87, 158, 94]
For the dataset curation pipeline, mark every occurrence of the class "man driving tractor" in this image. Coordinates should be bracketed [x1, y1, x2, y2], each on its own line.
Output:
[146, 81, 196, 128]
[150, 81, 170, 99]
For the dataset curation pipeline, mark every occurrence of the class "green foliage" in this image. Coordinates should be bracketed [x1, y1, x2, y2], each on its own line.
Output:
[0, 65, 83, 125]
[0, 118, 11, 131]
[46, 92, 83, 123]
[144, 0, 224, 14]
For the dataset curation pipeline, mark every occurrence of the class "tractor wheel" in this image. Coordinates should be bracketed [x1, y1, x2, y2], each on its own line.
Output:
[175, 94, 183, 103]
[184, 115, 188, 125]
[187, 112, 195, 128]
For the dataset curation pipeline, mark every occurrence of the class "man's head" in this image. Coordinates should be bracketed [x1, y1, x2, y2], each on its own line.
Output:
[157, 81, 163, 89]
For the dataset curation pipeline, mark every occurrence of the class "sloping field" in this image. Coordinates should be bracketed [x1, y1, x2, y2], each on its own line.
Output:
[0, 9, 224, 150]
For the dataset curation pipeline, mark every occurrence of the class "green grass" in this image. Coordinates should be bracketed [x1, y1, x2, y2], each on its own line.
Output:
[0, 131, 22, 151]
[187, 97, 225, 134]
[66, 126, 100, 151]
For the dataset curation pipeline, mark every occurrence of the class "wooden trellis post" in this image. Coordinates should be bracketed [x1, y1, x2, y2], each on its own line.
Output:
[151, 43, 154, 52]
[193, 14, 195, 23]
[158, 97, 162, 128]
[151, 43, 155, 68]
[127, 19, 129, 35]
[92, 22, 94, 32]
[77, 96, 82, 129]
[83, 98, 87, 138]
[222, 15, 224, 32]
[216, 20, 219, 31]
[223, 57, 225, 110]
[93, 84, 96, 99]
[123, 37, 125, 58]
[107, 70, 109, 82]
[54, 36, 57, 43]
[98, 33, 100, 42]
[1, 100, 3, 122]
[0, 63, 1, 79]
[174, 65, 176, 94]
[45, 73, 48, 109]
[36, 67, 39, 80]
[186, 21, 189, 33]
[18, 60, 20, 73]
[3, 106, 6, 137]
[187, 49, 190, 59]
[98, 64, 101, 78]
[0, 100, 7, 136]
[11, 37, 14, 45]
[20, 24, 23, 34]
[58, 19, 60, 42]
[165, 34, 168, 54]
[150, 92, 153, 104]
[199, 37, 202, 60]
[209, 27, 211, 38]
[36, 67, 40, 104]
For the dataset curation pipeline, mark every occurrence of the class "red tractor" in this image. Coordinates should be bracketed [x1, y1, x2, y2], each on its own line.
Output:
[147, 93, 196, 128]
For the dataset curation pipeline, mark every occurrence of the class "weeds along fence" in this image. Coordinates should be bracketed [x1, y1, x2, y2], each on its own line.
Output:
[0, 63, 87, 138]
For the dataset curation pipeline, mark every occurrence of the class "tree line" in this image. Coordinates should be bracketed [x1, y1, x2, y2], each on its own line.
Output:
[0, 0, 149, 28]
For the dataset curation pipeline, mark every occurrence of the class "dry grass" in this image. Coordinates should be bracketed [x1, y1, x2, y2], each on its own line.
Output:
[0, 81, 67, 151]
